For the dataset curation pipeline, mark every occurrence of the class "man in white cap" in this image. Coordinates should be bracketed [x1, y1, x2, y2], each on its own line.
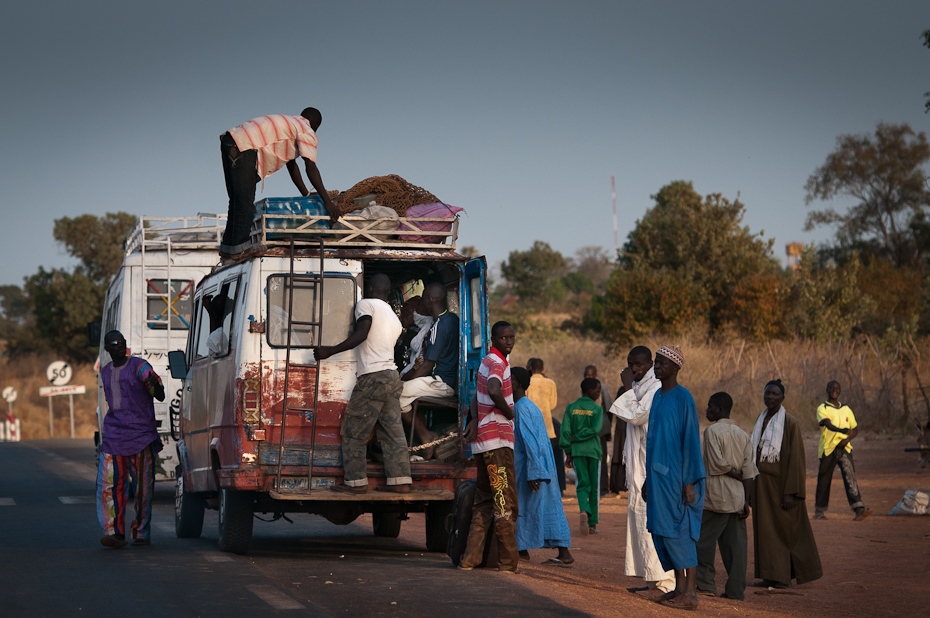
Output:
[644, 344, 706, 610]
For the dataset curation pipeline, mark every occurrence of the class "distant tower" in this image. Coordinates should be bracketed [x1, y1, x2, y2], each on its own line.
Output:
[786, 242, 804, 271]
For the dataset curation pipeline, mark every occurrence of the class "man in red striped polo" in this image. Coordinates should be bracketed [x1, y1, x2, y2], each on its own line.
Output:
[220, 108, 339, 255]
[459, 321, 519, 572]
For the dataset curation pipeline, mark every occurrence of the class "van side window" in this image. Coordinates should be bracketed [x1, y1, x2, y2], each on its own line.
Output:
[469, 277, 482, 349]
[146, 279, 195, 330]
[267, 275, 355, 347]
[104, 294, 121, 333]
[194, 279, 239, 358]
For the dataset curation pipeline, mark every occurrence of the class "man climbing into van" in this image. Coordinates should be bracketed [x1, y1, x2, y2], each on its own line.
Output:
[314, 273, 413, 494]
[220, 107, 340, 255]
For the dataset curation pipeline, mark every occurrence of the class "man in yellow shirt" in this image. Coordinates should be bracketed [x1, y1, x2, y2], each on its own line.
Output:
[526, 358, 564, 492]
[814, 381, 871, 521]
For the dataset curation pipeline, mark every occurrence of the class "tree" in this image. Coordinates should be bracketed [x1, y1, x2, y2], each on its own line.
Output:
[592, 267, 708, 350]
[500, 241, 568, 307]
[572, 246, 613, 291]
[804, 123, 930, 273]
[619, 181, 779, 333]
[53, 212, 137, 284]
[6, 212, 136, 363]
[786, 247, 871, 341]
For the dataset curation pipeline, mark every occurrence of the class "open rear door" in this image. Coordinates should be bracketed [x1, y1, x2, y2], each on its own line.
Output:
[459, 257, 488, 418]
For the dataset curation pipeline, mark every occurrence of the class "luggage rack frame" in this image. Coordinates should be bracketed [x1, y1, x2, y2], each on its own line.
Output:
[249, 213, 460, 252]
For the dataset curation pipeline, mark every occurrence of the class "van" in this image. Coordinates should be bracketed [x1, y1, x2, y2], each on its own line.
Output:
[169, 200, 486, 554]
[96, 215, 227, 480]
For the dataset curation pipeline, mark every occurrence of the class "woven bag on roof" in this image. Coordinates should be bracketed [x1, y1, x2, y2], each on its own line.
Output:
[332, 174, 440, 216]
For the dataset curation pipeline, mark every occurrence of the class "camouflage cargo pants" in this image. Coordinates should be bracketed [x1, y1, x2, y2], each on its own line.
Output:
[341, 369, 412, 487]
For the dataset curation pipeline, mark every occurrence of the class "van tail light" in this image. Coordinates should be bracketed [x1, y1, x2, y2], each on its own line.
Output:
[243, 378, 260, 425]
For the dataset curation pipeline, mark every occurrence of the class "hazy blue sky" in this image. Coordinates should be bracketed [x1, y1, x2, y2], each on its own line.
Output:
[1, 1, 928, 286]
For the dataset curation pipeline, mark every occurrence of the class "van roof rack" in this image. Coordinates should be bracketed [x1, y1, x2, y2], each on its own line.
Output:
[124, 214, 227, 255]
[249, 212, 460, 252]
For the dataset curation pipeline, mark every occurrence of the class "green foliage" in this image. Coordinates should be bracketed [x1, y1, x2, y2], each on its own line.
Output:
[500, 241, 568, 307]
[594, 267, 708, 351]
[618, 180, 779, 334]
[5, 212, 136, 363]
[53, 212, 137, 284]
[786, 247, 872, 341]
[804, 123, 930, 273]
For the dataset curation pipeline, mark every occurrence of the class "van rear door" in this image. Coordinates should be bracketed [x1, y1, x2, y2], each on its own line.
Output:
[459, 257, 488, 408]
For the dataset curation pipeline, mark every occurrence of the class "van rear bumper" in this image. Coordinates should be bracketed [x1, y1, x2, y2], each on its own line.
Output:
[215, 466, 264, 490]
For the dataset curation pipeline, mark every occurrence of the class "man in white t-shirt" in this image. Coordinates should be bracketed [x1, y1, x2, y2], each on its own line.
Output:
[314, 273, 412, 493]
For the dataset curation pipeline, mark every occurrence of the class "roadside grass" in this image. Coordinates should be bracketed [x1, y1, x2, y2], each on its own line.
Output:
[0, 355, 97, 440]
[512, 335, 930, 435]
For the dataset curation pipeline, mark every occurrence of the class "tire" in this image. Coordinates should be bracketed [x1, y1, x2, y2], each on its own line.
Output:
[372, 511, 403, 538]
[174, 467, 205, 539]
[217, 488, 254, 554]
[425, 501, 454, 552]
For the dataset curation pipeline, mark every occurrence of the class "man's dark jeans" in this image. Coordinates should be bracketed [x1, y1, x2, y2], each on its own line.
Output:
[815, 448, 864, 513]
[220, 132, 259, 254]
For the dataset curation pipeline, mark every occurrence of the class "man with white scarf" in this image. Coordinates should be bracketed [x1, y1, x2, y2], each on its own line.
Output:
[750, 379, 822, 589]
[609, 346, 675, 596]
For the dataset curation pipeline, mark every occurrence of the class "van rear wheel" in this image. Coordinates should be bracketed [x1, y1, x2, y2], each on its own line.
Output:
[175, 466, 205, 538]
[218, 488, 254, 554]
[425, 501, 454, 552]
[372, 512, 403, 538]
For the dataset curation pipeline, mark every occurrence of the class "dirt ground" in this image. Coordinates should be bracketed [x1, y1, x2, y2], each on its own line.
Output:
[453, 436, 930, 617]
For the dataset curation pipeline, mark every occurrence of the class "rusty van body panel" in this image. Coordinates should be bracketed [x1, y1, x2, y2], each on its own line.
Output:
[172, 207, 486, 553]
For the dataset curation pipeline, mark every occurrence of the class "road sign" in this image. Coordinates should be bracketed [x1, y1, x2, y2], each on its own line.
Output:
[2, 387, 16, 403]
[47, 361, 73, 386]
[39, 385, 86, 397]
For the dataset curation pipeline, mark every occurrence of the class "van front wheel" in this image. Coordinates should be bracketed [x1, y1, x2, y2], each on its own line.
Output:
[218, 488, 254, 554]
[175, 467, 205, 538]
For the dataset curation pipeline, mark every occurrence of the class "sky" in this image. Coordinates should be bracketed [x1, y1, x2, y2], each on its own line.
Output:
[1, 1, 928, 286]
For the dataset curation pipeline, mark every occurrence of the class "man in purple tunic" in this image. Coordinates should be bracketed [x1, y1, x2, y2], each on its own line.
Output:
[96, 330, 165, 548]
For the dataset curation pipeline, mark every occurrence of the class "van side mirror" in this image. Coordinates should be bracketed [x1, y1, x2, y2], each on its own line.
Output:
[87, 321, 101, 347]
[168, 350, 188, 379]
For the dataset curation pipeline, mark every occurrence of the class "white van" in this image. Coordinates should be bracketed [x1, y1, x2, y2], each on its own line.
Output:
[169, 200, 488, 554]
[96, 215, 226, 480]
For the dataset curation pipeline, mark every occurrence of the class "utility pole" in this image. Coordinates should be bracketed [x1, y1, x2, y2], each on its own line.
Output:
[611, 175, 618, 255]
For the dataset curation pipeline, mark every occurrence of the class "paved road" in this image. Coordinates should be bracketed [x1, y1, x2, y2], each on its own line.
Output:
[0, 440, 584, 617]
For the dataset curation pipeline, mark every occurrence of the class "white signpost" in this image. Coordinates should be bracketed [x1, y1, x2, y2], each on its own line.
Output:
[42, 362, 82, 438]
[1, 386, 19, 442]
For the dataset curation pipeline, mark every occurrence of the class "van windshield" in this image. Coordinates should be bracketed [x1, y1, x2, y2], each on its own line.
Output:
[266, 275, 355, 347]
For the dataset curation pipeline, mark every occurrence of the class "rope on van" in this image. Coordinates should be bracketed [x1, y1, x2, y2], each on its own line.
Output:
[408, 431, 459, 452]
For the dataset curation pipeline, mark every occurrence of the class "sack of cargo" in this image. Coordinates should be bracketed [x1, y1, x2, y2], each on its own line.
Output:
[257, 196, 330, 239]
[397, 202, 464, 244]
[889, 489, 930, 515]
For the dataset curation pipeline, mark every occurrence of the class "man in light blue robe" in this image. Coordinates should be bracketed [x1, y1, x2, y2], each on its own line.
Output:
[644, 345, 706, 609]
[511, 367, 573, 565]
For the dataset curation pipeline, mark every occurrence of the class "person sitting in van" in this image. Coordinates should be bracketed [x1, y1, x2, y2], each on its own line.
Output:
[399, 282, 459, 458]
[203, 294, 228, 356]
[313, 273, 413, 494]
[396, 295, 431, 375]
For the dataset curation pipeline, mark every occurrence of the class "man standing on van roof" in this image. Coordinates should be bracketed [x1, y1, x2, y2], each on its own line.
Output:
[96, 330, 166, 549]
[314, 273, 413, 493]
[220, 108, 340, 255]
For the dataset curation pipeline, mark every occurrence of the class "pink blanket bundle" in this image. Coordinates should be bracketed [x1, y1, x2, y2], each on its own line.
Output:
[399, 202, 464, 243]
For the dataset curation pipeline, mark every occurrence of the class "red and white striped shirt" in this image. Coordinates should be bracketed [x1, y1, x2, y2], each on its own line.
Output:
[472, 348, 514, 454]
[227, 114, 318, 180]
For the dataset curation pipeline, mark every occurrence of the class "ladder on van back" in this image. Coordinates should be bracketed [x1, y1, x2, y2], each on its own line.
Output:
[274, 238, 325, 495]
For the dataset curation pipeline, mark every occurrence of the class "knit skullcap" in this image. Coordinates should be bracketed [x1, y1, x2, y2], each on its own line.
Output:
[656, 344, 684, 368]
